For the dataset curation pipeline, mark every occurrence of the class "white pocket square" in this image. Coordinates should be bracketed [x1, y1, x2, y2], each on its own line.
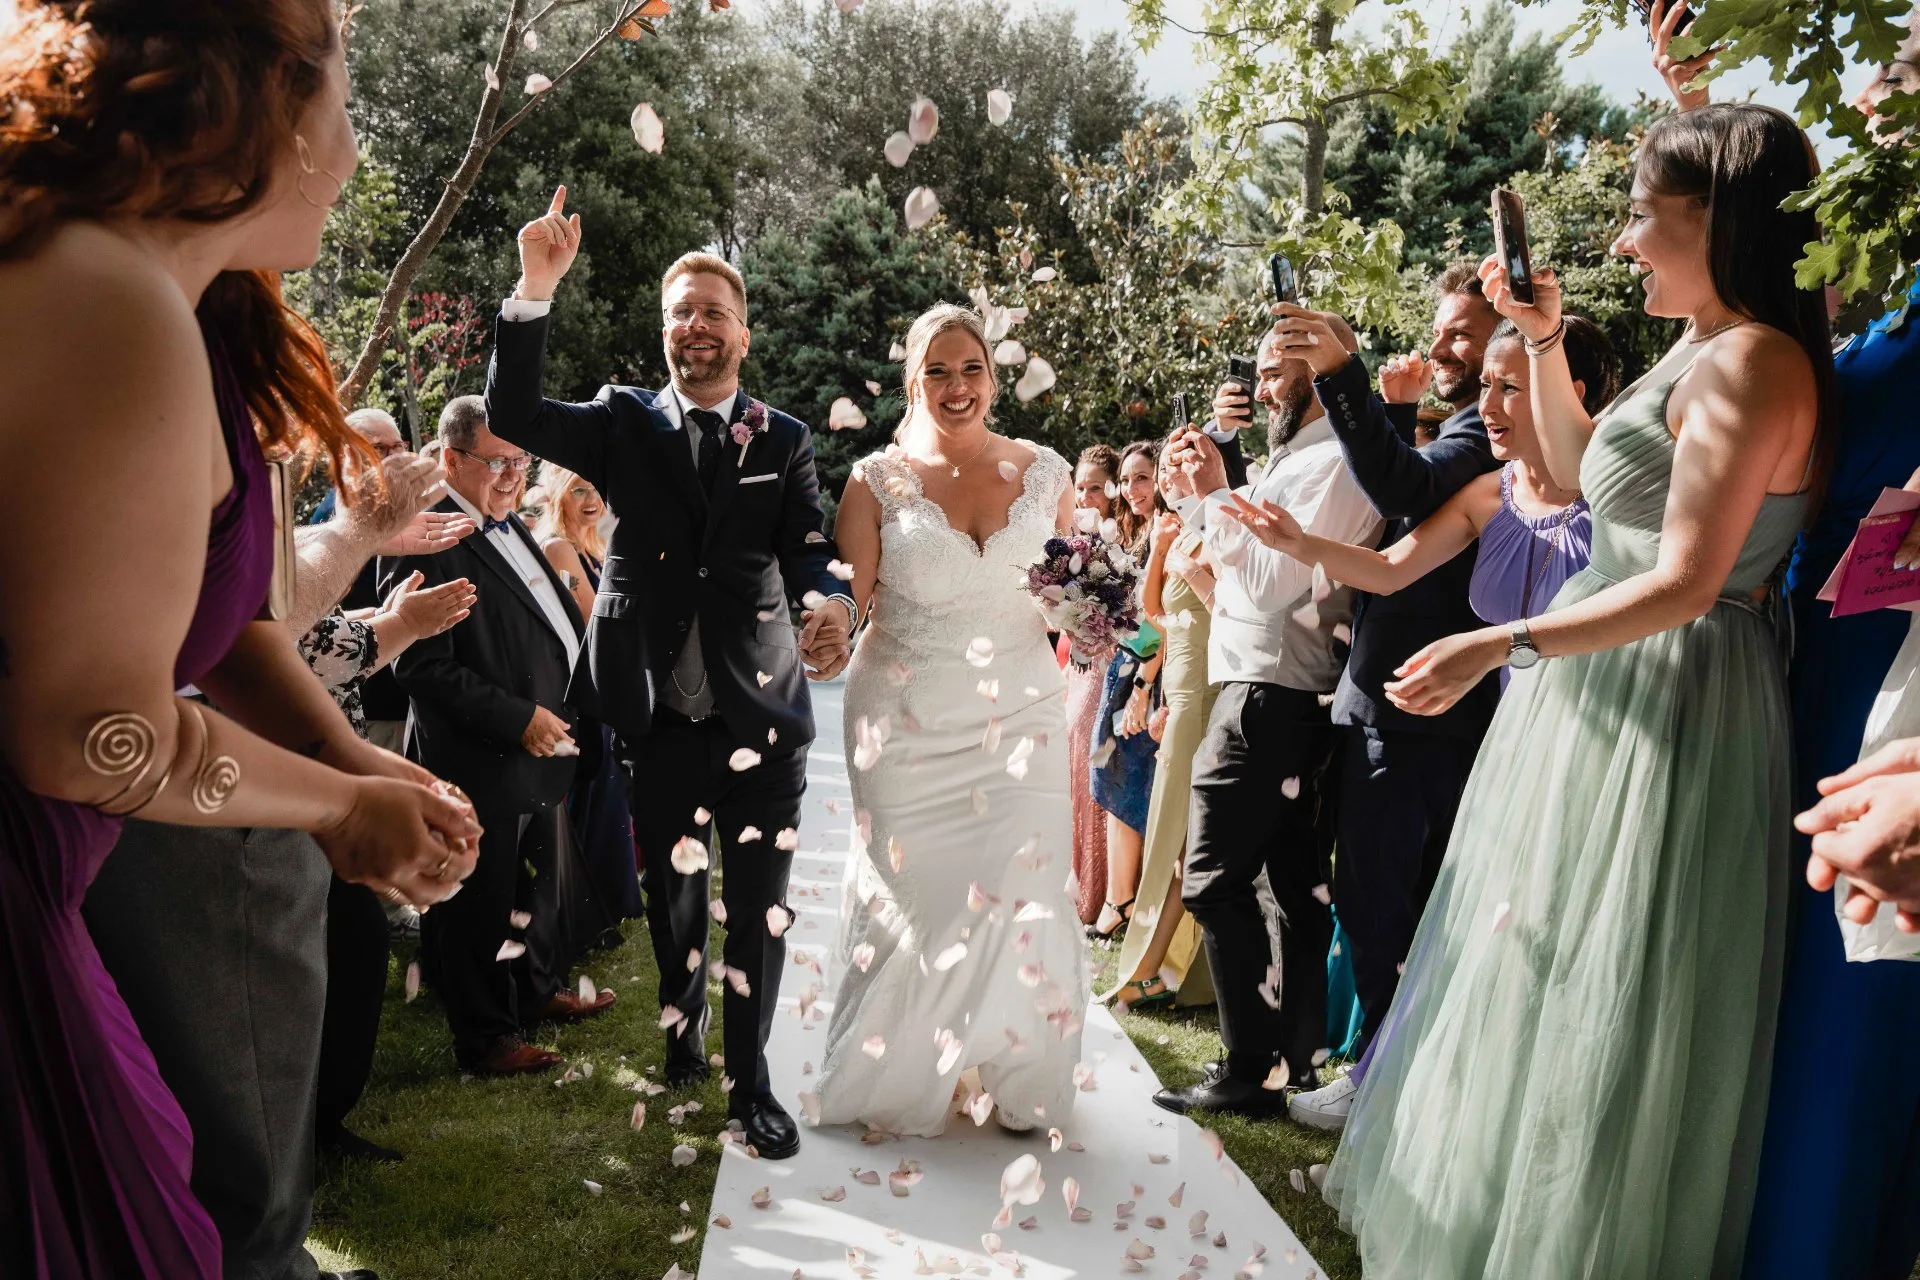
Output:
[737, 473, 779, 485]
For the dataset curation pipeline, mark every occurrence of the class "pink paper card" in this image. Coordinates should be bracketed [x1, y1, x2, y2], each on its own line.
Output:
[1823, 503, 1920, 617]
[1812, 487, 1920, 614]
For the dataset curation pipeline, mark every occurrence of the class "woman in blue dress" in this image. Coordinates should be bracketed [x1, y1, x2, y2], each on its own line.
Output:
[1646, 8, 1920, 1271]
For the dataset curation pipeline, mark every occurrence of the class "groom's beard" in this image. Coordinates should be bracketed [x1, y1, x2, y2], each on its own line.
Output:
[667, 333, 744, 393]
[1266, 380, 1314, 454]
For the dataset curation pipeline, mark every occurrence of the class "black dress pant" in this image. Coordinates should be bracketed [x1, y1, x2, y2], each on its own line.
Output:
[621, 709, 806, 1097]
[1181, 682, 1337, 1084]
[1333, 723, 1477, 1054]
[425, 801, 565, 1064]
[315, 877, 388, 1142]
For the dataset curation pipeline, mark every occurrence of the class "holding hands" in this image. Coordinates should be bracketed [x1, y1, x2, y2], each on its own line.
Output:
[516, 185, 583, 302]
[800, 598, 854, 681]
[1798, 738, 1920, 933]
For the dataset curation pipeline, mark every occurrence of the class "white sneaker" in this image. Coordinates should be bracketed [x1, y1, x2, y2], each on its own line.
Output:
[1287, 1072, 1356, 1132]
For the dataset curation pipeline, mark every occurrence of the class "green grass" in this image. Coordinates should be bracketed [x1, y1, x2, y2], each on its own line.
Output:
[308, 929, 727, 1280]
[1089, 936, 1362, 1280]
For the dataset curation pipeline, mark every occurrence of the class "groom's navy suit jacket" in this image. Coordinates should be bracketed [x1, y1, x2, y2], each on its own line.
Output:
[485, 311, 846, 751]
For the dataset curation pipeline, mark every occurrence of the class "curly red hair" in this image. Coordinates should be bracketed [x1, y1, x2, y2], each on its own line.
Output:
[0, 0, 371, 490]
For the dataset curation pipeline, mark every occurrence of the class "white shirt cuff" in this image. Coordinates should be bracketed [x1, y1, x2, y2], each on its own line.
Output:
[1171, 493, 1207, 531]
[1203, 419, 1237, 444]
[502, 296, 553, 322]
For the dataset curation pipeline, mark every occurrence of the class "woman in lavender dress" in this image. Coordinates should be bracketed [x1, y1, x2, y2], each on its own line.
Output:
[1224, 315, 1618, 1128]
[0, 4, 480, 1274]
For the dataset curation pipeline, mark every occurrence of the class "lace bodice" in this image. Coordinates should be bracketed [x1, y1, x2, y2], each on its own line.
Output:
[856, 442, 1071, 658]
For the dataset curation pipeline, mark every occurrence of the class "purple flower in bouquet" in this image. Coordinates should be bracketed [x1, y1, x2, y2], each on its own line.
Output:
[1023, 529, 1142, 662]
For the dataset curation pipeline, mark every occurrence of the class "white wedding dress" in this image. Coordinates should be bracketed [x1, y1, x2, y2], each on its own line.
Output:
[813, 442, 1089, 1138]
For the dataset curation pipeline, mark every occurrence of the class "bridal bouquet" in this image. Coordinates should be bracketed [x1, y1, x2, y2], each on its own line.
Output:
[1023, 532, 1143, 663]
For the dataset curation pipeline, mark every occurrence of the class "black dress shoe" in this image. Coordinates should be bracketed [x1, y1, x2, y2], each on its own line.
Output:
[318, 1125, 404, 1164]
[729, 1093, 800, 1160]
[1151, 1073, 1290, 1119]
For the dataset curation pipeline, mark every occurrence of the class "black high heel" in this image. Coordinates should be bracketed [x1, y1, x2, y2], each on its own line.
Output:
[1085, 897, 1135, 940]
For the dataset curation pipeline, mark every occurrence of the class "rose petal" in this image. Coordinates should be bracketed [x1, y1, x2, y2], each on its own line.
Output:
[1493, 901, 1514, 933]
[966, 637, 995, 667]
[404, 961, 421, 1002]
[584, 1178, 603, 1195]
[709, 899, 727, 925]
[932, 942, 968, 971]
[829, 397, 868, 431]
[775, 827, 800, 851]
[993, 339, 1028, 366]
[631, 102, 664, 153]
[526, 73, 553, 94]
[509, 909, 533, 929]
[485, 63, 501, 90]
[579, 974, 598, 1003]
[904, 186, 940, 231]
[672, 1144, 698, 1167]
[1001, 1154, 1045, 1206]
[738, 825, 763, 844]
[852, 942, 876, 971]
[671, 835, 710, 874]
[1288, 1167, 1307, 1192]
[1030, 266, 1056, 283]
[752, 1186, 772, 1208]
[821, 1185, 847, 1202]
[1014, 356, 1056, 403]
[907, 97, 940, 144]
[766, 905, 791, 937]
[987, 88, 1013, 125]
[729, 748, 762, 772]
[496, 939, 527, 962]
[1280, 776, 1301, 800]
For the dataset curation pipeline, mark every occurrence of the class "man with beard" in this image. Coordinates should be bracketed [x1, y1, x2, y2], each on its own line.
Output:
[1262, 263, 1500, 1133]
[1149, 320, 1383, 1118]
[483, 188, 854, 1160]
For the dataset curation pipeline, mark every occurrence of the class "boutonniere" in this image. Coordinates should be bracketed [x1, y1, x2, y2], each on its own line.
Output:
[732, 398, 770, 465]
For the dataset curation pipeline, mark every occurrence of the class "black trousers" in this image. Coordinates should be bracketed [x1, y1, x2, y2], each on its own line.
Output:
[1181, 682, 1337, 1084]
[315, 877, 388, 1141]
[1334, 723, 1477, 1054]
[621, 709, 806, 1098]
[424, 802, 565, 1063]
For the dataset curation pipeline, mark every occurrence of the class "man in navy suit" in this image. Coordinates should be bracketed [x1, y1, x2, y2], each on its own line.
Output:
[484, 187, 854, 1160]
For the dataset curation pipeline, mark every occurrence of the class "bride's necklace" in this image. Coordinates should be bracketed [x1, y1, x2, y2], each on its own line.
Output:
[915, 433, 993, 479]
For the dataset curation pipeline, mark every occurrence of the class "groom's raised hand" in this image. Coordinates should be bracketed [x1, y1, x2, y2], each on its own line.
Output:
[515, 185, 582, 303]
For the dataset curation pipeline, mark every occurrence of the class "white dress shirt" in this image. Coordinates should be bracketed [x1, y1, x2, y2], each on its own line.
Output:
[1172, 414, 1381, 691]
[446, 486, 581, 673]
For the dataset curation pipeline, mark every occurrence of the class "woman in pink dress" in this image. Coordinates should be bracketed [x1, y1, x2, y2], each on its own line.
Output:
[1064, 445, 1120, 924]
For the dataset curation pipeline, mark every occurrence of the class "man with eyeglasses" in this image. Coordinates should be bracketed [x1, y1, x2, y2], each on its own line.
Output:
[379, 395, 613, 1079]
[484, 186, 854, 1160]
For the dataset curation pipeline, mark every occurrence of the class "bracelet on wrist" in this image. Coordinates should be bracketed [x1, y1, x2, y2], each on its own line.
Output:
[1523, 317, 1567, 357]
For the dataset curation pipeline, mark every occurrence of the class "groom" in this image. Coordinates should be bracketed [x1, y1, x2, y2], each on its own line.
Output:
[486, 187, 855, 1160]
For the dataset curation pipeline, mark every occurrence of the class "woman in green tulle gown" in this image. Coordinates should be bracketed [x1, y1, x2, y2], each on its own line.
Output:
[1280, 105, 1833, 1277]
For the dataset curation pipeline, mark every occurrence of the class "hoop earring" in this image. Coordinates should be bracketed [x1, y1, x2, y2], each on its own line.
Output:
[295, 134, 345, 210]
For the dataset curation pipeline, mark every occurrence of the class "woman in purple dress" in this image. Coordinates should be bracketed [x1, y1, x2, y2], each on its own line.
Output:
[0, 4, 481, 1275]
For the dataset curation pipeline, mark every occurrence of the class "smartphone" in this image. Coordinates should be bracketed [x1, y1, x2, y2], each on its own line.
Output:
[1629, 0, 1695, 40]
[1490, 188, 1535, 307]
[1268, 253, 1299, 306]
[1171, 393, 1190, 431]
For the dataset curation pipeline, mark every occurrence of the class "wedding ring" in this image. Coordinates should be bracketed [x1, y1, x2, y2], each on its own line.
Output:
[430, 851, 453, 879]
[381, 886, 406, 905]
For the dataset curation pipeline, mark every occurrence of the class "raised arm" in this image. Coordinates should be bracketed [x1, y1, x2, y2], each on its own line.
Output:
[286, 451, 466, 636]
[1312, 352, 1492, 521]
[1222, 468, 1499, 598]
[1479, 257, 1592, 491]
[485, 185, 614, 489]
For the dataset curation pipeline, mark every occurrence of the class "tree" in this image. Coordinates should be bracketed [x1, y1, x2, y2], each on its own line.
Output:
[951, 116, 1253, 456]
[1129, 0, 1465, 331]
[740, 179, 965, 507]
[1523, 0, 1920, 325]
[334, 0, 674, 407]
[758, 0, 1157, 272]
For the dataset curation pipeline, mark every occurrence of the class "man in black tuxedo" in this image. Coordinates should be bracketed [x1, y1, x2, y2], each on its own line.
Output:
[381, 395, 612, 1077]
[483, 187, 854, 1160]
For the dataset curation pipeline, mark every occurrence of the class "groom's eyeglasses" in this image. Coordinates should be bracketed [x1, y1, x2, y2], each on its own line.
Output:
[451, 447, 533, 476]
[664, 302, 743, 328]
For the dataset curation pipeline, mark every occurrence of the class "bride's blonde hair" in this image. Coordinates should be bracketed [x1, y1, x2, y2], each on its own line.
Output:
[895, 303, 998, 443]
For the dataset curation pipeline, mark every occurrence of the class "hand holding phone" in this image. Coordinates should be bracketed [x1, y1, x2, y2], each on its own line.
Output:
[1171, 393, 1191, 432]
[1268, 253, 1299, 306]
[1490, 188, 1535, 308]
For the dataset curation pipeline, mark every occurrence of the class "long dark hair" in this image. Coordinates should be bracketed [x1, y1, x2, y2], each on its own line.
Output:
[0, 0, 372, 494]
[1114, 440, 1159, 557]
[1635, 104, 1836, 508]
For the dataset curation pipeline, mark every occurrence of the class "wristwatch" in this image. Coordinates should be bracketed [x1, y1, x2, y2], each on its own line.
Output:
[1508, 618, 1541, 670]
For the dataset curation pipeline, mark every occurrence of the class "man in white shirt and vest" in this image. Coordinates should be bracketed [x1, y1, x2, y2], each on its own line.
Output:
[1152, 319, 1382, 1118]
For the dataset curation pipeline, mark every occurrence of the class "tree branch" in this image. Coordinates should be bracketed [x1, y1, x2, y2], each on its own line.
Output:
[1322, 84, 1407, 111]
[490, 6, 647, 144]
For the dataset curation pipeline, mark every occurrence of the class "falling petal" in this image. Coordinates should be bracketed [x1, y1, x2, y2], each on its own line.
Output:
[775, 828, 800, 851]
[738, 825, 763, 843]
[1014, 357, 1056, 403]
[1213, 1231, 1227, 1248]
[862, 1035, 887, 1060]
[729, 748, 762, 772]
[904, 186, 940, 231]
[935, 1031, 965, 1074]
[404, 961, 421, 1002]
[852, 942, 876, 971]
[485, 63, 501, 90]
[584, 1179, 603, 1195]
[632, 1101, 647, 1129]
[907, 97, 940, 144]
[888, 836, 905, 872]
[1493, 901, 1514, 933]
[1261, 1062, 1290, 1091]
[834, 0, 864, 11]
[1071, 1207, 1093, 1222]
[496, 939, 527, 962]
[993, 340, 1028, 366]
[987, 88, 1013, 124]
[523, 28, 540, 51]
[1005, 737, 1034, 780]
[1020, 1216, 1038, 1230]
[1030, 266, 1057, 283]
[671, 835, 710, 874]
[1280, 776, 1301, 800]
[509, 909, 533, 929]
[1126, 1241, 1156, 1260]
[829, 397, 868, 431]
[1311, 883, 1332, 906]
[709, 899, 727, 925]
[933, 942, 968, 970]
[966, 637, 995, 667]
[766, 905, 791, 938]
[977, 679, 1000, 702]
[693, 806, 711, 825]
[1288, 1168, 1307, 1193]
[889, 341, 907, 362]
[1001, 1154, 1045, 1206]
[579, 974, 598, 1003]
[670, 1143, 699, 1167]
[969, 1090, 995, 1125]
[1309, 1163, 1329, 1190]
[1189, 1210, 1208, 1235]
[525, 72, 553, 94]
[1169, 1182, 1186, 1208]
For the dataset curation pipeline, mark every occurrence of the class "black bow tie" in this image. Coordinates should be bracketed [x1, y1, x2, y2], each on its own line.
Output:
[482, 515, 513, 535]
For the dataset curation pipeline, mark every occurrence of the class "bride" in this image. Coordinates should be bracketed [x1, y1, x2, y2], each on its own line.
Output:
[810, 303, 1088, 1137]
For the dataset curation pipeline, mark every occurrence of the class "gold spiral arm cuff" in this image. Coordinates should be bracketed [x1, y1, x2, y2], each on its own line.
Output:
[185, 703, 239, 814]
[84, 712, 157, 812]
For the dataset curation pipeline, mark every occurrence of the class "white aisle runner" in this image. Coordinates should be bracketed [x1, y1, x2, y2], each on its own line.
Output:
[697, 679, 1325, 1280]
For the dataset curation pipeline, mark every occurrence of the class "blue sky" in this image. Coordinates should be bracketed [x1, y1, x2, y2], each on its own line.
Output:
[1064, 0, 1869, 157]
